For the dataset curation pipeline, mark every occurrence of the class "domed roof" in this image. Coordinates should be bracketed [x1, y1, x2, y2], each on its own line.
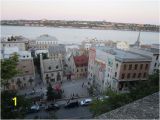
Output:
[36, 34, 58, 41]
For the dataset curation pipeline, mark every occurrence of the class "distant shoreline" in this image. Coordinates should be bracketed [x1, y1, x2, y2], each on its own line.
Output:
[1, 25, 159, 33]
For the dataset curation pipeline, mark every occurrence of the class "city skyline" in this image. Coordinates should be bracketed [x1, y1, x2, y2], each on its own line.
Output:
[1, 0, 159, 25]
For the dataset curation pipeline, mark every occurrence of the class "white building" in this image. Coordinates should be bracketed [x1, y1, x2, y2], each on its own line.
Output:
[1, 35, 29, 51]
[116, 41, 129, 50]
[35, 34, 58, 49]
[35, 49, 49, 57]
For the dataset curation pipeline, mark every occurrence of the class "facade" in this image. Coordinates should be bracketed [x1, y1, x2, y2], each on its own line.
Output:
[35, 34, 58, 49]
[1, 36, 29, 51]
[88, 46, 152, 93]
[40, 56, 63, 84]
[2, 46, 35, 90]
[73, 55, 88, 79]
[129, 45, 160, 74]
[48, 44, 66, 60]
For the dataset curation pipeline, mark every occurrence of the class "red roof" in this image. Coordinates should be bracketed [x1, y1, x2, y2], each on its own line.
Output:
[73, 55, 88, 67]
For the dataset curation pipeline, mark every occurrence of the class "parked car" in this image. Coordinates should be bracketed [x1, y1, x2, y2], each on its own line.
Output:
[64, 101, 79, 109]
[27, 104, 40, 114]
[80, 98, 92, 106]
[45, 103, 59, 111]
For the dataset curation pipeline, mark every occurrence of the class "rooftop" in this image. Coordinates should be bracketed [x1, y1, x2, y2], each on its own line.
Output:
[73, 55, 88, 67]
[96, 92, 159, 119]
[36, 34, 58, 41]
[48, 44, 66, 54]
[96, 46, 151, 62]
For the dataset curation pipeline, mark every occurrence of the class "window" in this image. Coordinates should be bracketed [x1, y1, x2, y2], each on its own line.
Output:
[56, 65, 59, 69]
[140, 64, 143, 70]
[121, 73, 125, 79]
[48, 66, 51, 70]
[138, 73, 141, 78]
[154, 63, 157, 67]
[127, 73, 130, 79]
[133, 73, 136, 78]
[145, 64, 148, 69]
[77, 69, 79, 72]
[25, 71, 29, 73]
[85, 68, 87, 72]
[124, 64, 126, 70]
[143, 73, 146, 78]
[115, 72, 117, 77]
[134, 64, 138, 70]
[23, 77, 25, 80]
[116, 63, 118, 68]
[156, 55, 159, 60]
[81, 69, 83, 72]
[129, 64, 132, 70]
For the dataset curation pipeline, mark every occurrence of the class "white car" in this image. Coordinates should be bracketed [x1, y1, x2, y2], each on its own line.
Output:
[31, 105, 40, 111]
[80, 98, 92, 106]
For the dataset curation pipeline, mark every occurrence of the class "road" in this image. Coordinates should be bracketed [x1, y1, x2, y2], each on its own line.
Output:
[25, 105, 93, 119]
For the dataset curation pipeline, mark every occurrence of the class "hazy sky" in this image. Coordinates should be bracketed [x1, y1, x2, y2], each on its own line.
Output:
[1, 0, 159, 25]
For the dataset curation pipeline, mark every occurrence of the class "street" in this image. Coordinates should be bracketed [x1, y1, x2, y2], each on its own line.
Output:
[25, 103, 93, 119]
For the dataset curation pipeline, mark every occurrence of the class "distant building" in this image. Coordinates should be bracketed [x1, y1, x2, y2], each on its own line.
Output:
[48, 44, 66, 60]
[129, 44, 160, 74]
[1, 35, 29, 51]
[65, 44, 80, 53]
[116, 41, 129, 50]
[35, 34, 58, 49]
[34, 49, 49, 57]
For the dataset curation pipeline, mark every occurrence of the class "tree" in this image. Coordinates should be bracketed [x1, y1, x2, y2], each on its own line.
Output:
[47, 83, 56, 101]
[46, 83, 62, 101]
[1, 54, 19, 89]
[1, 91, 32, 119]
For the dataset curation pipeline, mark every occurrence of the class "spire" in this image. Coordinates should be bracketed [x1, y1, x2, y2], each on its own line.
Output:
[134, 32, 141, 47]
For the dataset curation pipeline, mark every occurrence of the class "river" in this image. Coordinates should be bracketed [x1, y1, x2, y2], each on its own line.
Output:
[1, 25, 159, 44]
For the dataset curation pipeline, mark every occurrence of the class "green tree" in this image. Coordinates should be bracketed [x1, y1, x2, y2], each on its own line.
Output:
[1, 54, 19, 89]
[46, 83, 62, 101]
[47, 83, 56, 101]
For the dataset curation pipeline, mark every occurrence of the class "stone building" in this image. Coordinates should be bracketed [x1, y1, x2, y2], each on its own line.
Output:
[40, 56, 63, 84]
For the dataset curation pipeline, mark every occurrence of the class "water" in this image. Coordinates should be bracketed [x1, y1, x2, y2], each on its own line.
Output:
[1, 25, 159, 44]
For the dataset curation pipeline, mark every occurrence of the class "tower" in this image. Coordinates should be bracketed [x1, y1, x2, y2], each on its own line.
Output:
[134, 32, 141, 48]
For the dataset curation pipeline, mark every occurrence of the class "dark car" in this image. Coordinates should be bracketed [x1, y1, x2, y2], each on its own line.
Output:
[45, 103, 60, 111]
[64, 101, 79, 109]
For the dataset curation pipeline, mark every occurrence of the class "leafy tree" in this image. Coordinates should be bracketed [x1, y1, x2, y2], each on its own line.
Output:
[46, 83, 62, 101]
[1, 54, 19, 89]
[1, 91, 32, 119]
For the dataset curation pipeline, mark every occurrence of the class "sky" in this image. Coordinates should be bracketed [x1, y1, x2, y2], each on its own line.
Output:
[1, 0, 159, 25]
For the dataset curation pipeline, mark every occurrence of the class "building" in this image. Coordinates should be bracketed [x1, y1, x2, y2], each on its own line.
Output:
[116, 41, 129, 50]
[2, 47, 35, 90]
[1, 35, 29, 51]
[48, 44, 66, 60]
[40, 56, 63, 84]
[35, 34, 58, 49]
[65, 44, 80, 53]
[34, 49, 49, 57]
[129, 44, 160, 74]
[73, 55, 88, 79]
[88, 46, 152, 93]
